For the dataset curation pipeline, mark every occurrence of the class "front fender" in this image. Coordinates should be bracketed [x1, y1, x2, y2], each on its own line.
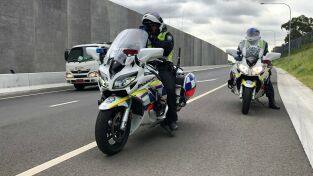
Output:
[242, 79, 256, 88]
[99, 96, 129, 110]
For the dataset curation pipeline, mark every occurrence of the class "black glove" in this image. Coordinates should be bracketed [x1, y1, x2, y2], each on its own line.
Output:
[235, 55, 242, 61]
[139, 25, 148, 32]
[149, 34, 157, 44]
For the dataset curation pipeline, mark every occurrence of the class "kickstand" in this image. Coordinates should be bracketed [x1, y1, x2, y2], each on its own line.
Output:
[255, 99, 266, 107]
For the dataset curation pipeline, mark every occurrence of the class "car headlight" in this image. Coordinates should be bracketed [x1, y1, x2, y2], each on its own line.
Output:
[251, 66, 264, 75]
[113, 72, 137, 89]
[238, 64, 249, 75]
[98, 71, 108, 88]
[88, 71, 98, 78]
[66, 72, 74, 78]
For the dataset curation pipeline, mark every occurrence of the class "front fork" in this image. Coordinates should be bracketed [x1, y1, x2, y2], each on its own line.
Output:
[120, 99, 132, 131]
[240, 80, 256, 99]
[98, 94, 132, 131]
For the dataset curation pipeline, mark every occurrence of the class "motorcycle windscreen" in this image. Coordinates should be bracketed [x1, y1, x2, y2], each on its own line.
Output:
[245, 46, 260, 67]
[183, 73, 196, 98]
[105, 29, 148, 65]
[246, 56, 258, 67]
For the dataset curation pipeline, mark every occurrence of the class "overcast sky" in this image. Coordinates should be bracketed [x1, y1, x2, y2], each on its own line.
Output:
[110, 0, 313, 51]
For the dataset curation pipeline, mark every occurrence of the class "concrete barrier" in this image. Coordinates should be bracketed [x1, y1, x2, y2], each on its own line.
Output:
[0, 72, 65, 89]
[0, 65, 229, 94]
[0, 0, 227, 74]
[0, 72, 69, 94]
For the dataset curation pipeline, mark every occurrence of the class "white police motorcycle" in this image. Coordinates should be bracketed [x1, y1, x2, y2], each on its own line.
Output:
[86, 29, 196, 155]
[226, 46, 281, 114]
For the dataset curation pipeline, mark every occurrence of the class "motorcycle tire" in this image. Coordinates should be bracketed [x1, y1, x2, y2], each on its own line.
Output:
[242, 87, 253, 115]
[95, 108, 131, 155]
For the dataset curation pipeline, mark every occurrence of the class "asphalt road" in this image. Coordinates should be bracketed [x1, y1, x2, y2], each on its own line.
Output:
[0, 67, 312, 176]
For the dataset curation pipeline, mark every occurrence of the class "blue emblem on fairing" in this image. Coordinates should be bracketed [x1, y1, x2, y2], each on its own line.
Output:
[148, 93, 155, 102]
[106, 97, 116, 103]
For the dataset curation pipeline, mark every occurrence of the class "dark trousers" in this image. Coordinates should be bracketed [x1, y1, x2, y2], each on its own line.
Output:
[265, 77, 275, 101]
[265, 70, 276, 103]
[158, 63, 178, 124]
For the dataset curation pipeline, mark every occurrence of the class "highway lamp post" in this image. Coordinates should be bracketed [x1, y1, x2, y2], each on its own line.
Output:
[260, 2, 291, 57]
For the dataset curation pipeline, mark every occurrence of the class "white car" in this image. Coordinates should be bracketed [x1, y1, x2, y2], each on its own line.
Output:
[64, 43, 111, 90]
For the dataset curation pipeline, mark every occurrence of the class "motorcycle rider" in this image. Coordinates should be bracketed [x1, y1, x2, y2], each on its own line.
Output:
[140, 12, 178, 133]
[228, 28, 280, 109]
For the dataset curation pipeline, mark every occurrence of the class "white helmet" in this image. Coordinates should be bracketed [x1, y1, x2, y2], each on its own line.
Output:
[246, 28, 261, 43]
[142, 12, 164, 32]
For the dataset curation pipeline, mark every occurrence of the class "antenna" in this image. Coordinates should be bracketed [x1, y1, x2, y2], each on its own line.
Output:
[177, 48, 181, 67]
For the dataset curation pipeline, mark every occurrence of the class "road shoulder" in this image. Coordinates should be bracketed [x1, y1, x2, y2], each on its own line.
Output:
[276, 67, 313, 168]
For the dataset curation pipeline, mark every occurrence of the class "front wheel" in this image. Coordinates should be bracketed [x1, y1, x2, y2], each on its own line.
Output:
[242, 87, 253, 114]
[95, 108, 131, 155]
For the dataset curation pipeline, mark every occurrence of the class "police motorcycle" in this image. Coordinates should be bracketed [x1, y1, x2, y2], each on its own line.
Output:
[86, 29, 196, 155]
[226, 46, 281, 114]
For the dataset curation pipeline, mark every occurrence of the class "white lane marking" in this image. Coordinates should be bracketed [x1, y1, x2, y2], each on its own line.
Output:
[16, 142, 97, 176]
[49, 100, 79, 108]
[0, 89, 73, 101]
[187, 83, 227, 104]
[16, 83, 226, 176]
[189, 65, 230, 72]
[197, 78, 217, 83]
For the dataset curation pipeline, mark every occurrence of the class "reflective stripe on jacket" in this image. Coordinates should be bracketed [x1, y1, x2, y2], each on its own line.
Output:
[148, 32, 174, 62]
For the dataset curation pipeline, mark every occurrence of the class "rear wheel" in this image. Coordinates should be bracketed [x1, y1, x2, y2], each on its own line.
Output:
[95, 108, 131, 155]
[242, 87, 253, 114]
[74, 84, 85, 90]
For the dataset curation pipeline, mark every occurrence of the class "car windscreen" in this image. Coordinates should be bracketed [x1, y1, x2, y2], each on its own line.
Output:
[67, 47, 96, 62]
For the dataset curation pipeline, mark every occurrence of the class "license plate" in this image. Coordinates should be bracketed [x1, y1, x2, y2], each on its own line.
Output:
[76, 79, 84, 83]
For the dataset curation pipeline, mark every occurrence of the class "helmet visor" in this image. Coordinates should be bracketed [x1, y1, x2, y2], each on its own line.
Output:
[247, 28, 260, 38]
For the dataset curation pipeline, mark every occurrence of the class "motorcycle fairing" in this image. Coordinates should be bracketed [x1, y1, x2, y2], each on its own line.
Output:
[131, 89, 155, 110]
[99, 96, 129, 110]
[242, 79, 256, 88]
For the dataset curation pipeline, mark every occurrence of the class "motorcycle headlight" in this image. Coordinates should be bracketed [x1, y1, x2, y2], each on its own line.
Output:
[88, 71, 98, 78]
[98, 71, 109, 88]
[66, 72, 74, 78]
[113, 72, 137, 89]
[238, 64, 249, 75]
[251, 66, 264, 75]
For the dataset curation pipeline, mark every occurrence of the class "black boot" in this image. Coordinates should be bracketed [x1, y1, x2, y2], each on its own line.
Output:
[160, 121, 174, 137]
[268, 96, 280, 110]
[265, 80, 280, 110]
[169, 121, 178, 131]
[228, 79, 234, 89]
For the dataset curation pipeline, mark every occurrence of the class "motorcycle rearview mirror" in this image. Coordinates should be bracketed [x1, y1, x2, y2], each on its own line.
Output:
[64, 50, 69, 61]
[263, 52, 281, 61]
[226, 49, 238, 58]
[227, 56, 236, 65]
[86, 47, 100, 61]
[138, 48, 164, 63]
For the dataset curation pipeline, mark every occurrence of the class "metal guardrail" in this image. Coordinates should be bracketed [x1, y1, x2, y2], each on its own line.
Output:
[273, 31, 313, 55]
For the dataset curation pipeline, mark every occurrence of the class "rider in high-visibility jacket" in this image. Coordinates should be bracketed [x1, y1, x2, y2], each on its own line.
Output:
[228, 28, 280, 109]
[140, 12, 178, 132]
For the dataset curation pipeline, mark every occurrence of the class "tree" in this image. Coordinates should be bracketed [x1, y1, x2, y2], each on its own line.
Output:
[281, 15, 313, 43]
